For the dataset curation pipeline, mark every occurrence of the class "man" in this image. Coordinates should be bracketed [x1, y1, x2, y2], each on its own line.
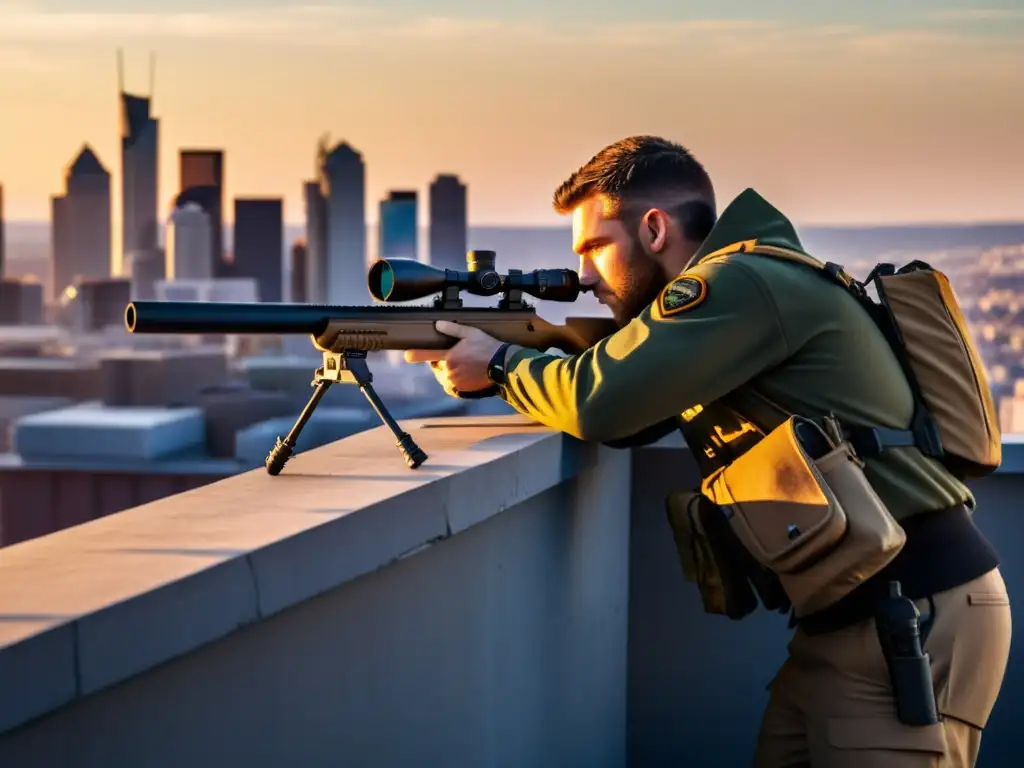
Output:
[405, 136, 1011, 766]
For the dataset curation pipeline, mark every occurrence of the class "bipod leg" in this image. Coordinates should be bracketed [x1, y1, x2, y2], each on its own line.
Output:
[266, 378, 332, 475]
[331, 350, 427, 469]
[359, 379, 428, 469]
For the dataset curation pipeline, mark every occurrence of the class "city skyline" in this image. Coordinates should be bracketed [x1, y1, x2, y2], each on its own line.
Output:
[0, 1, 1022, 230]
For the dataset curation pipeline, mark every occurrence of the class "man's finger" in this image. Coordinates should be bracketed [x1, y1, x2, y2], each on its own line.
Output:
[435, 320, 474, 338]
[405, 349, 446, 364]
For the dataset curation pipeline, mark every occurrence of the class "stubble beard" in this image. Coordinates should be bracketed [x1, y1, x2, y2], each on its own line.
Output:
[613, 237, 669, 327]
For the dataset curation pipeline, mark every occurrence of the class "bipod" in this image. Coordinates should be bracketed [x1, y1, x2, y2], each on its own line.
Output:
[265, 350, 428, 475]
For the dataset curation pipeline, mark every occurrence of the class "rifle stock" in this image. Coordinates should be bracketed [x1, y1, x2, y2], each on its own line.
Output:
[315, 311, 618, 355]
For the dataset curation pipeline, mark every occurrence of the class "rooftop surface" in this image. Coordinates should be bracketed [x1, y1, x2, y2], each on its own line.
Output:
[0, 357, 90, 371]
[14, 403, 202, 429]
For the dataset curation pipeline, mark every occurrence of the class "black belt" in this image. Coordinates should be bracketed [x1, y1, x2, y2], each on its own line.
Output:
[796, 503, 999, 635]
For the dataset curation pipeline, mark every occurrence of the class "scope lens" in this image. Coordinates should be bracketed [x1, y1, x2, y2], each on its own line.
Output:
[367, 260, 395, 301]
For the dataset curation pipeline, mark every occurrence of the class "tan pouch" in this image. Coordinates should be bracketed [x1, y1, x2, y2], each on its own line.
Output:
[665, 490, 759, 620]
[873, 263, 1001, 477]
[666, 490, 705, 585]
[704, 416, 907, 616]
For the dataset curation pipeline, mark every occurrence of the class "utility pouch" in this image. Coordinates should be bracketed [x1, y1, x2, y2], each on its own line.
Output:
[665, 490, 762, 620]
[703, 415, 907, 617]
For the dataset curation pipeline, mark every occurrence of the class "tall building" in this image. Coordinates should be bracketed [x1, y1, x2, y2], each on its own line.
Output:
[50, 195, 70, 302]
[155, 278, 258, 304]
[74, 278, 132, 331]
[178, 149, 224, 277]
[290, 240, 308, 303]
[322, 141, 367, 304]
[130, 248, 165, 300]
[233, 198, 284, 303]
[379, 190, 418, 261]
[303, 177, 327, 304]
[51, 145, 112, 301]
[0, 183, 6, 279]
[118, 52, 160, 285]
[167, 202, 212, 280]
[429, 174, 468, 271]
[0, 281, 44, 325]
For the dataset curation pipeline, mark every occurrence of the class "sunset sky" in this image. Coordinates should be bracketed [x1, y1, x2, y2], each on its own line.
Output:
[1, 1, 1022, 235]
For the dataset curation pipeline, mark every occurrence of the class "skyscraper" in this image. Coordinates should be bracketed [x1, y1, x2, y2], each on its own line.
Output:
[429, 174, 468, 272]
[233, 198, 284, 303]
[50, 195, 70, 302]
[379, 191, 418, 261]
[51, 145, 112, 300]
[290, 240, 307, 303]
[0, 183, 6, 279]
[322, 141, 367, 304]
[178, 149, 224, 277]
[167, 202, 212, 280]
[303, 176, 327, 304]
[118, 51, 160, 284]
[130, 248, 165, 300]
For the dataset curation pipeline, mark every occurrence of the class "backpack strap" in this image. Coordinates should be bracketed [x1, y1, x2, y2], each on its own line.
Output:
[718, 240, 938, 461]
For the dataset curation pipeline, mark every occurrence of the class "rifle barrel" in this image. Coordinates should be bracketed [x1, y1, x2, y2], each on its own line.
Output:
[125, 301, 335, 335]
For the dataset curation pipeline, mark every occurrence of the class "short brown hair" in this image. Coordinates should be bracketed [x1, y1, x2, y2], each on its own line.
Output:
[553, 135, 716, 241]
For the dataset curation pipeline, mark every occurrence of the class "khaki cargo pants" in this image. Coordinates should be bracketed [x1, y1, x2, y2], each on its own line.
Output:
[755, 568, 1012, 767]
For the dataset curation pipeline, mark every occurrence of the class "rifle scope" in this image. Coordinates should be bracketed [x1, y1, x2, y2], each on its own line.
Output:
[367, 250, 589, 303]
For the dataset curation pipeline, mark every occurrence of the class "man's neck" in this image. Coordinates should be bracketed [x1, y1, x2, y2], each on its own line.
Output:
[660, 246, 697, 279]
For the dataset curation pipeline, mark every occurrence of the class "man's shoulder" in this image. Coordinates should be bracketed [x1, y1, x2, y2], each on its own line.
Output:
[697, 249, 815, 277]
[654, 254, 778, 321]
[692, 251, 842, 300]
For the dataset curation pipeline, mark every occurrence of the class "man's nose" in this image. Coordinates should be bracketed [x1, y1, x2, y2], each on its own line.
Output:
[577, 258, 600, 288]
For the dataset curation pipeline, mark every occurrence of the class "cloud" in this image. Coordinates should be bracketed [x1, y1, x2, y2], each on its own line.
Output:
[930, 9, 1024, 22]
[0, 5, 766, 56]
[0, 4, 1020, 57]
[0, 44, 68, 72]
[0, 4, 384, 44]
[0, 6, 782, 46]
[840, 27, 1012, 54]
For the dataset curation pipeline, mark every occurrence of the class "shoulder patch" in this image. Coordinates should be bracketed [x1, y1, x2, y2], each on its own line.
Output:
[657, 275, 708, 318]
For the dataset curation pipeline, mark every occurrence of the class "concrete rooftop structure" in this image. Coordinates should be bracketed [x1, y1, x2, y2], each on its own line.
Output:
[0, 417, 1020, 766]
[13, 403, 205, 461]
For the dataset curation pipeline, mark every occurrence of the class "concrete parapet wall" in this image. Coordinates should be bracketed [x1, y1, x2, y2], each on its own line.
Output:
[0, 418, 1020, 767]
[0, 415, 632, 767]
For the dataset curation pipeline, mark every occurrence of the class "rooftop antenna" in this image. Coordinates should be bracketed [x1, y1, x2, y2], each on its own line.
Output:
[149, 51, 156, 100]
[116, 48, 125, 93]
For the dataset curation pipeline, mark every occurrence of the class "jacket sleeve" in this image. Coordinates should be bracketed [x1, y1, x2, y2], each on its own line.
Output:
[499, 258, 792, 443]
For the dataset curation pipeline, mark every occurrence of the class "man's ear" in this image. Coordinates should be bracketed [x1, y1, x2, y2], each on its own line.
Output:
[640, 209, 669, 254]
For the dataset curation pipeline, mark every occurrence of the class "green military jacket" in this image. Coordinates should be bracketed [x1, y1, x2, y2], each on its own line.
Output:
[500, 188, 972, 521]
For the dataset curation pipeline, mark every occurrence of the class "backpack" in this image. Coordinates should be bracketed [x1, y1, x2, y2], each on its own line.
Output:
[729, 240, 1001, 479]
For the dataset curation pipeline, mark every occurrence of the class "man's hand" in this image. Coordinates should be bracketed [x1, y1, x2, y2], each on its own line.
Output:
[405, 320, 515, 397]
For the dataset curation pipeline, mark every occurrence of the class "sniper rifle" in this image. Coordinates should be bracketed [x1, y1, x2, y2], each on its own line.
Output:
[124, 250, 617, 474]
